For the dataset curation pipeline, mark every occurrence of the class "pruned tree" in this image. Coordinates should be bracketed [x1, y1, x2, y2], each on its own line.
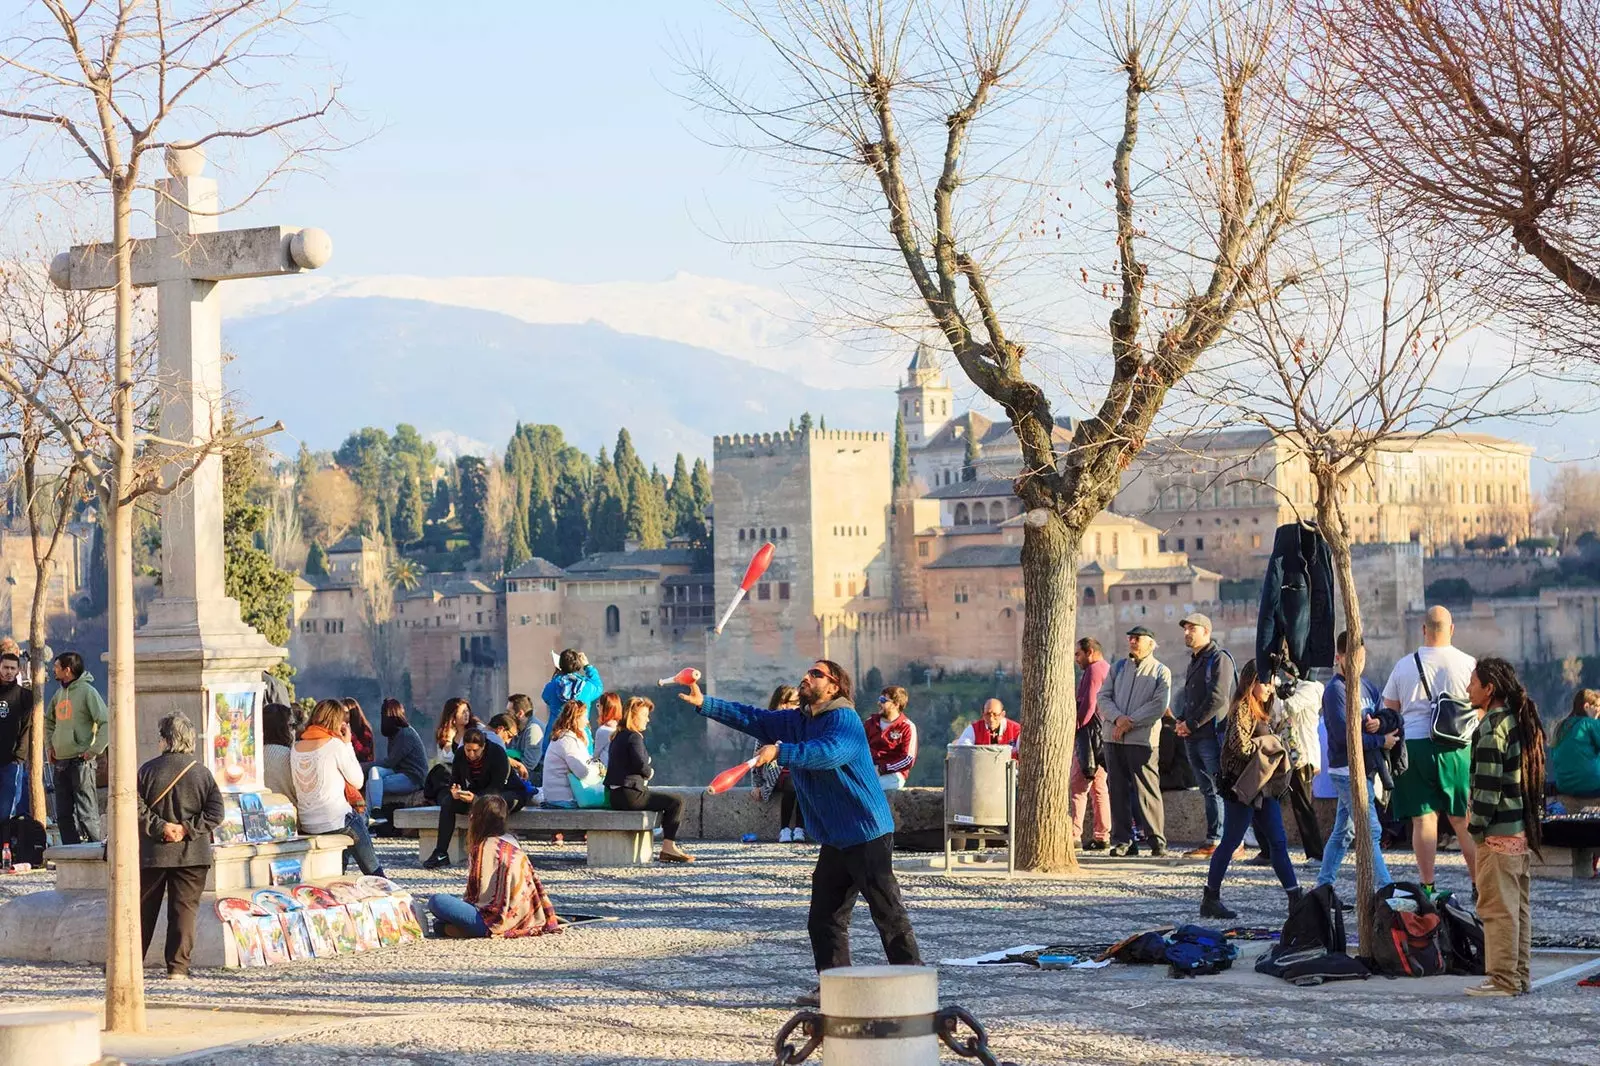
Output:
[298, 466, 360, 548]
[1314, 0, 1600, 343]
[0, 0, 339, 1031]
[691, 0, 1316, 870]
[361, 538, 403, 698]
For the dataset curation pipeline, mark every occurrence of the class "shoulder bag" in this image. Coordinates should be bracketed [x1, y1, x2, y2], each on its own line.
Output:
[1415, 653, 1476, 749]
[568, 762, 609, 809]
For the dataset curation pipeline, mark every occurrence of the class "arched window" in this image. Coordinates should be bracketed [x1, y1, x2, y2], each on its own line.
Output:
[1083, 587, 1096, 606]
[954, 503, 970, 526]
[738, 529, 746, 541]
[971, 505, 987, 525]
[1135, 588, 1144, 601]
[781, 527, 788, 538]
[605, 605, 620, 635]
[1148, 588, 1158, 600]
[989, 502, 1005, 523]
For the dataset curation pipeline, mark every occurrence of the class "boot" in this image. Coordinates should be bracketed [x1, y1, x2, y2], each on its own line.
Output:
[1200, 886, 1237, 920]
[1287, 886, 1305, 910]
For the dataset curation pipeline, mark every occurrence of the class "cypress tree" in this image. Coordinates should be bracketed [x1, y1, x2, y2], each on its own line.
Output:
[305, 541, 329, 577]
[527, 466, 559, 562]
[426, 478, 452, 523]
[666, 453, 696, 537]
[893, 411, 910, 488]
[504, 503, 533, 572]
[394, 472, 425, 546]
[625, 467, 666, 549]
[553, 471, 589, 566]
[963, 426, 981, 482]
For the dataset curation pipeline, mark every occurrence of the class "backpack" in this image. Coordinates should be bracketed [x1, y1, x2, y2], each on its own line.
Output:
[1112, 931, 1170, 965]
[1165, 925, 1237, 978]
[1434, 891, 1486, 976]
[1371, 882, 1449, 977]
[1281, 883, 1346, 955]
[1414, 653, 1475, 749]
[1276, 949, 1371, 986]
[2, 816, 47, 866]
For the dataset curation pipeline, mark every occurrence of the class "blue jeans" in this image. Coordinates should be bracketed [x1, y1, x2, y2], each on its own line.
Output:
[366, 768, 421, 810]
[0, 760, 28, 820]
[428, 892, 489, 937]
[1183, 724, 1223, 843]
[878, 773, 905, 791]
[340, 810, 383, 876]
[1208, 795, 1298, 893]
[1317, 773, 1392, 891]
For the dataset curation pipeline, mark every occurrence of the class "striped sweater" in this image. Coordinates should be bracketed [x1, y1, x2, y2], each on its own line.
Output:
[1469, 706, 1524, 841]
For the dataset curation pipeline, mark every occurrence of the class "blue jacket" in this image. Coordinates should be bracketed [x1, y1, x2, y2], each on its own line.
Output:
[699, 695, 894, 848]
[1322, 673, 1385, 773]
[1257, 523, 1335, 675]
[540, 665, 603, 764]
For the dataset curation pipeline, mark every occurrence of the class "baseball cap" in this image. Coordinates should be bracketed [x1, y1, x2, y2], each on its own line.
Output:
[1179, 612, 1213, 630]
[1126, 625, 1155, 638]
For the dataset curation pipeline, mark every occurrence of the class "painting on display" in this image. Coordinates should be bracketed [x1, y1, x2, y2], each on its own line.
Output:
[205, 684, 263, 793]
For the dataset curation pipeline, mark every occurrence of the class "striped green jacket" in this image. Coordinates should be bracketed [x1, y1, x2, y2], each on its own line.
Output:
[1469, 706, 1524, 840]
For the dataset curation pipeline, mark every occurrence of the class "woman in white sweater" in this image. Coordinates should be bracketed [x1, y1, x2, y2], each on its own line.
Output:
[540, 700, 605, 809]
[291, 699, 385, 876]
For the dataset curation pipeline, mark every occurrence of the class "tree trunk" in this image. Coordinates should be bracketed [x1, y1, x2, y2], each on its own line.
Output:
[1014, 509, 1081, 873]
[104, 178, 145, 1034]
[25, 552, 52, 823]
[1315, 477, 1377, 955]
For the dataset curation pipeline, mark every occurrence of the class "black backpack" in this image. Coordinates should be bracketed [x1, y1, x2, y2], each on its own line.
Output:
[2, 815, 47, 867]
[1434, 891, 1486, 976]
[1282, 884, 1346, 954]
[1371, 882, 1449, 977]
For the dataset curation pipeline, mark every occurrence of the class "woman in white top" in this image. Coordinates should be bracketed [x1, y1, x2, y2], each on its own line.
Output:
[592, 691, 623, 762]
[291, 698, 385, 876]
[540, 700, 604, 809]
[432, 697, 472, 767]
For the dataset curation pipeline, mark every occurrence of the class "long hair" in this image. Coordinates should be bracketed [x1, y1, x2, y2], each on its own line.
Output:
[768, 685, 799, 710]
[622, 696, 653, 732]
[815, 659, 853, 702]
[342, 697, 373, 745]
[551, 699, 588, 741]
[263, 703, 295, 747]
[380, 697, 408, 728]
[306, 698, 349, 735]
[436, 697, 470, 749]
[595, 691, 623, 728]
[467, 793, 509, 855]
[1474, 657, 1546, 856]
[1229, 659, 1266, 722]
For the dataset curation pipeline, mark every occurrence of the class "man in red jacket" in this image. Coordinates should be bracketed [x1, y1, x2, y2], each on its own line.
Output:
[955, 699, 1021, 758]
[866, 686, 918, 790]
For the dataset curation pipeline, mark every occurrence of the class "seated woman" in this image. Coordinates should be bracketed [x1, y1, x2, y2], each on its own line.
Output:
[433, 698, 472, 768]
[343, 697, 376, 768]
[422, 726, 510, 870]
[605, 697, 694, 863]
[540, 700, 605, 810]
[291, 699, 384, 876]
[1552, 688, 1600, 809]
[367, 698, 429, 812]
[592, 691, 623, 761]
[262, 703, 297, 800]
[427, 795, 561, 938]
[752, 685, 804, 843]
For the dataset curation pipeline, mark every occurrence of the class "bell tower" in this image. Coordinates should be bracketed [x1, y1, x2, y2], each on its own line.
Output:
[896, 343, 954, 448]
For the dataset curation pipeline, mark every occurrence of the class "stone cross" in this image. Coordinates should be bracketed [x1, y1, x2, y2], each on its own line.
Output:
[49, 145, 332, 761]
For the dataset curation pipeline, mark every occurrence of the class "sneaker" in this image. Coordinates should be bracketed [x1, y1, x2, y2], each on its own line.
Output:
[1107, 843, 1133, 857]
[778, 828, 793, 844]
[1148, 843, 1168, 858]
[1184, 844, 1217, 859]
[796, 985, 821, 1008]
[165, 971, 191, 982]
[1084, 839, 1109, 851]
[422, 851, 452, 870]
[793, 827, 806, 843]
[1465, 981, 1516, 997]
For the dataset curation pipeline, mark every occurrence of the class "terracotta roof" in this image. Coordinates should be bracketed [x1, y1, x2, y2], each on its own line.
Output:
[567, 548, 699, 572]
[1113, 565, 1218, 583]
[921, 477, 1015, 500]
[562, 568, 662, 582]
[506, 558, 566, 579]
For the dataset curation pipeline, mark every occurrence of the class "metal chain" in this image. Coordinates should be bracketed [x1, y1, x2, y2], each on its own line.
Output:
[771, 1009, 823, 1066]
[936, 1004, 1017, 1066]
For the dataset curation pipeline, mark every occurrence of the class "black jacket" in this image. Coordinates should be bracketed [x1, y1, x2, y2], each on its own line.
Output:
[137, 752, 224, 868]
[1178, 642, 1236, 731]
[1256, 523, 1335, 676]
[452, 742, 510, 794]
[604, 728, 654, 791]
[0, 681, 31, 763]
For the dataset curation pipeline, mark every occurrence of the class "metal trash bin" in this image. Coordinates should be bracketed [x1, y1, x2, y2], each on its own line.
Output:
[943, 745, 1016, 875]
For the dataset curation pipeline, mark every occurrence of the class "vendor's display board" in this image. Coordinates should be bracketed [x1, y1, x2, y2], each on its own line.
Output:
[215, 876, 425, 968]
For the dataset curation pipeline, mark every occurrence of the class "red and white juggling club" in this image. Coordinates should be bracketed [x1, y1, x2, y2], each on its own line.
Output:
[714, 541, 775, 634]
[658, 667, 702, 687]
[707, 757, 758, 794]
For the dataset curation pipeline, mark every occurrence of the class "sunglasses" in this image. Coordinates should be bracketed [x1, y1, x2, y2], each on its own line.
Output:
[877, 695, 889, 704]
[805, 668, 836, 683]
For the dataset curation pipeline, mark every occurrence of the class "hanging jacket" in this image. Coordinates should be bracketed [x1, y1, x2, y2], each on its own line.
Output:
[1256, 523, 1335, 676]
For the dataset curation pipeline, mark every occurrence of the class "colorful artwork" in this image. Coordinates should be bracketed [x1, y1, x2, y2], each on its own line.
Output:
[325, 880, 362, 905]
[391, 892, 426, 943]
[348, 900, 380, 952]
[355, 875, 395, 899]
[328, 905, 359, 954]
[291, 885, 338, 909]
[251, 888, 298, 914]
[269, 859, 302, 886]
[205, 684, 263, 793]
[305, 908, 340, 958]
[282, 910, 315, 961]
[257, 914, 290, 965]
[368, 897, 405, 949]
[214, 896, 263, 922]
[262, 796, 298, 840]
[226, 918, 266, 968]
[211, 799, 246, 845]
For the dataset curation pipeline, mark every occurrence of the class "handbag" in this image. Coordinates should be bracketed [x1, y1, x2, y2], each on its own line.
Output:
[1415, 653, 1476, 749]
[568, 764, 608, 809]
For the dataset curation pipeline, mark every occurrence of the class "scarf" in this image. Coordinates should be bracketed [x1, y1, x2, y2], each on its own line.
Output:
[302, 725, 365, 809]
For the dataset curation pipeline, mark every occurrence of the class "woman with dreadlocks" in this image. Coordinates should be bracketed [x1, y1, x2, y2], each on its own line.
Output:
[1464, 657, 1546, 998]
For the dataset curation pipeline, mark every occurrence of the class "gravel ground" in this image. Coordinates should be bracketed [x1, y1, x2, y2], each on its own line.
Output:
[3, 837, 1598, 1065]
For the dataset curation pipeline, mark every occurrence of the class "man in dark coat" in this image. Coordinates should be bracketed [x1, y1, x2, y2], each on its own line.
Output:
[137, 712, 224, 979]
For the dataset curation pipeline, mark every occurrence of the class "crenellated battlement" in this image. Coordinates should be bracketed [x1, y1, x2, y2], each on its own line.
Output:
[713, 429, 889, 454]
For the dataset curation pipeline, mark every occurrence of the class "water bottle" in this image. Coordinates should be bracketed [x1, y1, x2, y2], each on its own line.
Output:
[741, 833, 758, 844]
[2, 842, 11, 874]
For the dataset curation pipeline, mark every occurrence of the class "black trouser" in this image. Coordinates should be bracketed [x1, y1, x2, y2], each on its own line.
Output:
[1106, 743, 1165, 848]
[53, 758, 102, 845]
[434, 796, 472, 855]
[807, 833, 921, 973]
[1285, 765, 1326, 861]
[775, 776, 801, 830]
[609, 786, 684, 840]
[140, 864, 208, 975]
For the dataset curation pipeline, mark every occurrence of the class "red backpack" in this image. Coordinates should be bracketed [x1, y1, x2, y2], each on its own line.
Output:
[1371, 882, 1448, 977]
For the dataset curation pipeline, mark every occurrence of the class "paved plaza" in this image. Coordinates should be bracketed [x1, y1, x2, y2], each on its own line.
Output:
[2, 839, 1597, 1065]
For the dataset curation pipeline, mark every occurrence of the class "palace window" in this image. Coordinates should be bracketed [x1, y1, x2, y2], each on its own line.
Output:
[1195, 537, 1205, 550]
[758, 583, 771, 601]
[605, 605, 620, 635]
[778, 582, 791, 600]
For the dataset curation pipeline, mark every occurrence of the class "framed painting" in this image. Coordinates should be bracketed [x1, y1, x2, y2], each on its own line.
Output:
[205, 683, 263, 793]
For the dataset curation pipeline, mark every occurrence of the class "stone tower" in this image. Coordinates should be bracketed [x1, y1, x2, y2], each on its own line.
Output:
[896, 343, 955, 449]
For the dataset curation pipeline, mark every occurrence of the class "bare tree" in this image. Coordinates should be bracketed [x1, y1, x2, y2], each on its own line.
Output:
[1542, 466, 1600, 545]
[0, 0, 337, 1031]
[691, 0, 1315, 870]
[1200, 212, 1553, 949]
[1315, 0, 1600, 341]
[361, 538, 403, 698]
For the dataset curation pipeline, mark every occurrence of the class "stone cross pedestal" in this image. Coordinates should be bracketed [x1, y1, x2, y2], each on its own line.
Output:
[51, 146, 332, 761]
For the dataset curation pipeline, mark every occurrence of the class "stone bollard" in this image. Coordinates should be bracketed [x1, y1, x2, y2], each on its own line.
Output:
[771, 965, 1013, 1065]
[0, 1010, 102, 1066]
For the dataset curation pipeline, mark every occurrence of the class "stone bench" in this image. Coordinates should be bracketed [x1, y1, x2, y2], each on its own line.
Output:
[393, 806, 660, 868]
[46, 833, 354, 892]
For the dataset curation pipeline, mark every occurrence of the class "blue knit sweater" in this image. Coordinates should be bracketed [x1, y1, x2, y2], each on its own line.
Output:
[699, 695, 895, 848]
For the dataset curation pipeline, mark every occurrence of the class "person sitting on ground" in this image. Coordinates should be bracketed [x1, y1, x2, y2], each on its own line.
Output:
[1550, 688, 1600, 810]
[866, 686, 918, 791]
[593, 691, 624, 761]
[605, 697, 694, 862]
[427, 794, 561, 939]
[292, 699, 385, 877]
[433, 697, 472, 768]
[423, 726, 512, 869]
[137, 711, 224, 981]
[541, 649, 602, 765]
[1201, 660, 1299, 920]
[262, 702, 297, 800]
[753, 685, 806, 842]
[539, 701, 605, 810]
[954, 698, 1020, 756]
[367, 698, 429, 813]
[342, 697, 375, 768]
